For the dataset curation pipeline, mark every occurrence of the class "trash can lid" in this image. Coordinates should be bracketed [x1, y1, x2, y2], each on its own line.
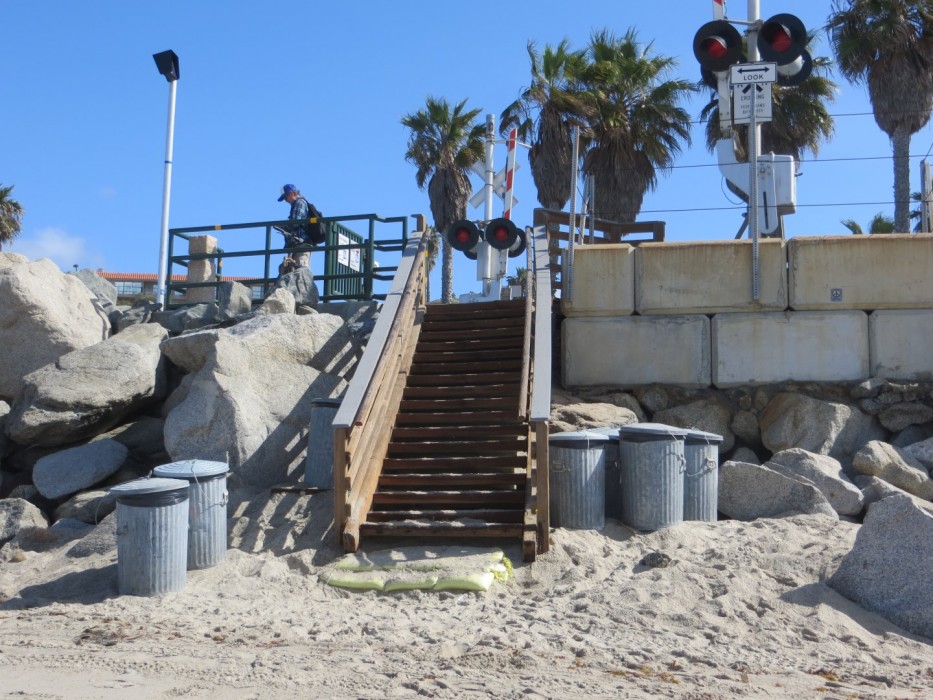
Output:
[111, 477, 189, 497]
[549, 430, 615, 445]
[683, 428, 724, 445]
[618, 423, 688, 442]
[153, 459, 229, 480]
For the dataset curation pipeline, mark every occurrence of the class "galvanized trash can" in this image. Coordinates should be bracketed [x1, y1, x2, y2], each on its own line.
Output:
[548, 431, 612, 530]
[305, 397, 342, 488]
[153, 459, 229, 570]
[112, 477, 190, 596]
[618, 423, 688, 531]
[683, 429, 723, 522]
[589, 426, 623, 521]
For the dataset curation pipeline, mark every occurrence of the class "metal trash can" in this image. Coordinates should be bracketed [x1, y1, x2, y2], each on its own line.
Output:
[153, 459, 229, 570]
[618, 423, 688, 531]
[112, 477, 189, 596]
[589, 426, 623, 521]
[548, 430, 612, 529]
[305, 398, 342, 488]
[683, 429, 723, 522]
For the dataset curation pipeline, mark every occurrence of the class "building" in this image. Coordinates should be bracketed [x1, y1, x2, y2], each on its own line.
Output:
[97, 271, 266, 305]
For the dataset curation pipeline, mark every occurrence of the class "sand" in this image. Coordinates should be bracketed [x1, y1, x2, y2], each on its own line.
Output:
[1, 487, 932, 699]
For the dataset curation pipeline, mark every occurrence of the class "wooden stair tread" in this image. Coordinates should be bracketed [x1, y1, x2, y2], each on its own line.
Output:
[365, 509, 524, 523]
[371, 490, 525, 505]
[378, 473, 525, 488]
[382, 456, 527, 471]
[359, 521, 524, 538]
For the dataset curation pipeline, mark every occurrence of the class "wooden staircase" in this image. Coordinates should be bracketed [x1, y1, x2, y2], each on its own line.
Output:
[359, 299, 532, 545]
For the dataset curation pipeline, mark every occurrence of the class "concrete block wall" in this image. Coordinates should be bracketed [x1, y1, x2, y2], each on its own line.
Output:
[562, 236, 933, 388]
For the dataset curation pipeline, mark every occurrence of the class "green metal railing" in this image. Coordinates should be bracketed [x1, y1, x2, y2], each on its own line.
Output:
[165, 213, 412, 308]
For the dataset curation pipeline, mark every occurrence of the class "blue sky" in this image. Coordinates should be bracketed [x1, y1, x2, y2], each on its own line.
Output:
[4, 1, 931, 300]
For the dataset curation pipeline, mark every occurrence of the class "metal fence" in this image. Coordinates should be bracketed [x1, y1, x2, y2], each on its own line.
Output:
[165, 213, 412, 308]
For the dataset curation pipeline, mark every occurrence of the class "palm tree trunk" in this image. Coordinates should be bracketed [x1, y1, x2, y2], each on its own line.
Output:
[441, 239, 454, 303]
[893, 130, 911, 233]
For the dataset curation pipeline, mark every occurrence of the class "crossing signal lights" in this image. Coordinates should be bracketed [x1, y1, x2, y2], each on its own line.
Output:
[693, 20, 744, 75]
[484, 218, 526, 258]
[446, 220, 481, 260]
[758, 13, 812, 86]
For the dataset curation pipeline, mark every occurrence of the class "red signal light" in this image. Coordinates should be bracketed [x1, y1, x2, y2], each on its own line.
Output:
[693, 20, 744, 73]
[701, 37, 729, 61]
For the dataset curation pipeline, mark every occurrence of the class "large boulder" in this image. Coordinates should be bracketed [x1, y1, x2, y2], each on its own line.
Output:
[161, 313, 355, 487]
[217, 281, 254, 321]
[267, 267, 319, 308]
[69, 268, 118, 306]
[718, 460, 837, 521]
[0, 258, 110, 400]
[856, 475, 933, 516]
[829, 494, 933, 639]
[652, 397, 735, 452]
[4, 324, 169, 447]
[766, 448, 864, 517]
[0, 498, 49, 545]
[852, 440, 933, 501]
[549, 402, 638, 434]
[759, 392, 886, 466]
[32, 439, 129, 500]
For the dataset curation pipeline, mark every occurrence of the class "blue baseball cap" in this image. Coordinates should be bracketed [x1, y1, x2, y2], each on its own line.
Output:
[277, 184, 298, 201]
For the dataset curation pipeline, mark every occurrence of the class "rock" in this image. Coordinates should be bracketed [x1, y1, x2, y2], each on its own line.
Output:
[549, 403, 638, 434]
[878, 402, 933, 433]
[92, 416, 169, 469]
[66, 513, 116, 558]
[898, 436, 933, 471]
[653, 397, 735, 452]
[759, 392, 886, 465]
[161, 304, 220, 334]
[850, 377, 888, 399]
[267, 267, 319, 308]
[0, 498, 49, 545]
[32, 440, 129, 500]
[730, 447, 760, 464]
[829, 494, 933, 639]
[115, 301, 160, 333]
[0, 400, 8, 460]
[217, 281, 253, 321]
[161, 313, 354, 487]
[0, 251, 29, 268]
[69, 268, 118, 306]
[0, 258, 110, 400]
[891, 423, 933, 448]
[855, 475, 933, 516]
[718, 460, 837, 521]
[5, 323, 168, 447]
[53, 489, 116, 525]
[257, 287, 296, 315]
[852, 441, 933, 500]
[730, 409, 760, 446]
[766, 448, 864, 517]
[633, 385, 670, 413]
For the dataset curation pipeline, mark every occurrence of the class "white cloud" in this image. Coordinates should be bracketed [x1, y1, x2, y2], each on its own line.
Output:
[9, 228, 106, 271]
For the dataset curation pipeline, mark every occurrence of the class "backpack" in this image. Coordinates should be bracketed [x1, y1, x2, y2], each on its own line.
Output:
[301, 198, 327, 245]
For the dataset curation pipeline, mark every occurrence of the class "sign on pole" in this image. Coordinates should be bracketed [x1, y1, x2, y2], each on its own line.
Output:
[733, 82, 773, 124]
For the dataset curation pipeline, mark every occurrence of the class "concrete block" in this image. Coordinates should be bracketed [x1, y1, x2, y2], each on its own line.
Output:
[561, 244, 634, 317]
[636, 239, 787, 314]
[870, 309, 933, 381]
[712, 310, 869, 387]
[562, 315, 710, 388]
[789, 234, 933, 310]
[186, 235, 218, 304]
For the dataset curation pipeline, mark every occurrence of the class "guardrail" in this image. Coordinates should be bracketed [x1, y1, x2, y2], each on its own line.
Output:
[165, 213, 412, 307]
[332, 216, 429, 551]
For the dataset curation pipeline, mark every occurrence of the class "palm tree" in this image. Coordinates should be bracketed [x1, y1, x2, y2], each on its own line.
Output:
[500, 40, 587, 211]
[402, 97, 485, 303]
[827, 0, 933, 232]
[841, 211, 895, 233]
[579, 29, 696, 223]
[699, 33, 837, 163]
[0, 184, 25, 251]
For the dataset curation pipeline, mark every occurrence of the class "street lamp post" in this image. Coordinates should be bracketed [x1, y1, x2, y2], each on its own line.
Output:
[153, 50, 179, 308]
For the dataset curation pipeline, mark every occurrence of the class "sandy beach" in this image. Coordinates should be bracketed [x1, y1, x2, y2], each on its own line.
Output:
[1, 484, 932, 700]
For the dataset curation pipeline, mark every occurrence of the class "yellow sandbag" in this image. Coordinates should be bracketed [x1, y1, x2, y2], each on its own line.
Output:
[432, 571, 496, 592]
[320, 570, 385, 591]
[383, 575, 440, 592]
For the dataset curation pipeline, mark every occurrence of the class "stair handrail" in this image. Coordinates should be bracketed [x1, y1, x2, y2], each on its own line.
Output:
[333, 216, 430, 550]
